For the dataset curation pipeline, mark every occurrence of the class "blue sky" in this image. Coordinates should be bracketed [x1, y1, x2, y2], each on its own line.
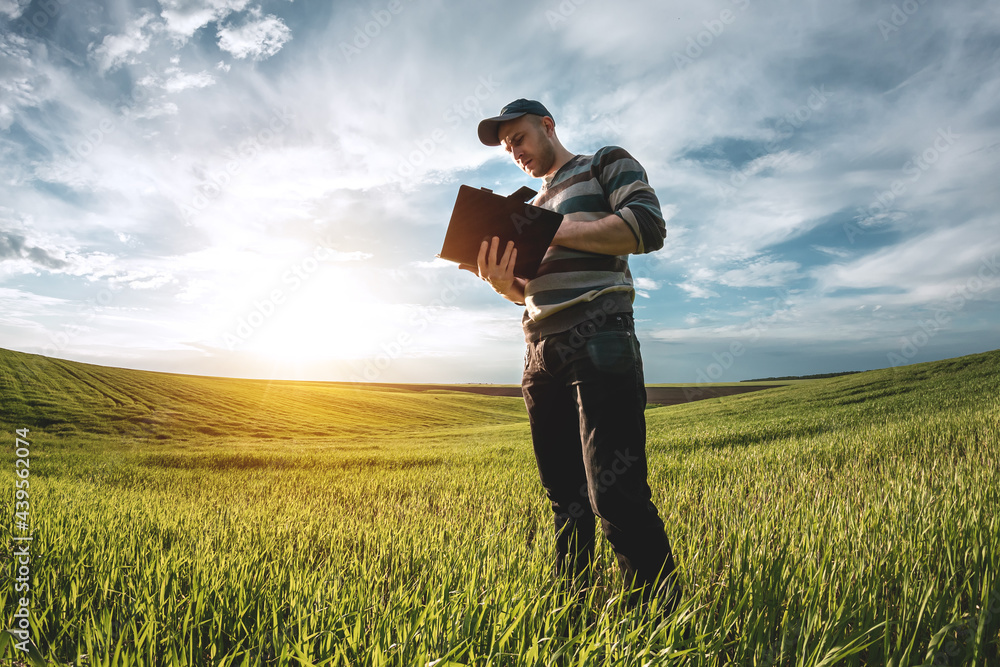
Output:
[1, 0, 998, 384]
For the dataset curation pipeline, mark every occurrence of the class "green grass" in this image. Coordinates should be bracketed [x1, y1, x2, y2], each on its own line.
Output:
[1, 347, 998, 666]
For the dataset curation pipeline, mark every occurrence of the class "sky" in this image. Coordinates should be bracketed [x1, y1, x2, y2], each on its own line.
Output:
[1, 0, 998, 384]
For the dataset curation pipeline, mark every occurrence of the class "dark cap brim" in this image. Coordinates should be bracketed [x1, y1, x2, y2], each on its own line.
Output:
[477, 111, 528, 146]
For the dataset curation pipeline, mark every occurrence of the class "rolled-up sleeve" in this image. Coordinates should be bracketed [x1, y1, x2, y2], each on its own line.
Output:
[594, 146, 667, 254]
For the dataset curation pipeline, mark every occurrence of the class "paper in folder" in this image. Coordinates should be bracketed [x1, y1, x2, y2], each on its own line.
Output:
[436, 185, 563, 279]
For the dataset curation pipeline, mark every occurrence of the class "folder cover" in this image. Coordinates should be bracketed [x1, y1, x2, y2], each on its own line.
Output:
[436, 185, 563, 279]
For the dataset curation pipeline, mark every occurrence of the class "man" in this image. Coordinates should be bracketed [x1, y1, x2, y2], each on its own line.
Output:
[464, 98, 680, 610]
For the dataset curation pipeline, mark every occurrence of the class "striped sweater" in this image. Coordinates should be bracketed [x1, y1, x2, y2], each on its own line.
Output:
[522, 146, 666, 339]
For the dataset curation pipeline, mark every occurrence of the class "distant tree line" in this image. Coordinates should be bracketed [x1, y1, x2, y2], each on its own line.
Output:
[741, 370, 865, 382]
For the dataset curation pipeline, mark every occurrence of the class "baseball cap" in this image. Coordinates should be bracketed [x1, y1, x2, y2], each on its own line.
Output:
[477, 99, 554, 146]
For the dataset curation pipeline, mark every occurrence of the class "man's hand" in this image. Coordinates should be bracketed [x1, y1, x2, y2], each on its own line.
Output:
[459, 236, 526, 304]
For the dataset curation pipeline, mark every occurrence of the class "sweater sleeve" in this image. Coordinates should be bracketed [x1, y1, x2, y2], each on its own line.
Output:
[592, 146, 667, 254]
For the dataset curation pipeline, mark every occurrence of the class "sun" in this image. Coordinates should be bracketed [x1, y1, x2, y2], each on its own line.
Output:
[240, 268, 386, 365]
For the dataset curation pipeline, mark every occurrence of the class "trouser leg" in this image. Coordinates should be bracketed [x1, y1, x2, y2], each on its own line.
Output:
[568, 316, 678, 600]
[523, 339, 595, 582]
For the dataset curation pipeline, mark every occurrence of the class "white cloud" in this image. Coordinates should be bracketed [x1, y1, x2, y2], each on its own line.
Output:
[90, 12, 158, 73]
[814, 217, 1000, 305]
[0, 288, 71, 335]
[159, 0, 251, 41]
[0, 76, 34, 131]
[217, 9, 291, 60]
[812, 246, 850, 259]
[2, 0, 999, 383]
[163, 69, 216, 93]
[718, 259, 801, 288]
[131, 102, 180, 119]
[137, 67, 216, 93]
[327, 250, 374, 261]
[176, 278, 214, 303]
[0, 34, 43, 131]
[114, 270, 176, 290]
[676, 282, 720, 299]
[0, 0, 28, 19]
[634, 277, 661, 291]
[410, 257, 455, 270]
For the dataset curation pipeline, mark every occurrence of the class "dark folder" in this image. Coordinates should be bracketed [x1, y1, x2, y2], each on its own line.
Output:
[436, 185, 563, 279]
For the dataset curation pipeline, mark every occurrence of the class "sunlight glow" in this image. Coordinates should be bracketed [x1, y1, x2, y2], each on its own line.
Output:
[242, 268, 389, 364]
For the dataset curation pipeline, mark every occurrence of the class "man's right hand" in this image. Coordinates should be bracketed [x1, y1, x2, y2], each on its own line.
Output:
[459, 236, 526, 304]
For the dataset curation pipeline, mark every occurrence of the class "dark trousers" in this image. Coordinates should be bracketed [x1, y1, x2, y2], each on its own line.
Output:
[522, 310, 677, 600]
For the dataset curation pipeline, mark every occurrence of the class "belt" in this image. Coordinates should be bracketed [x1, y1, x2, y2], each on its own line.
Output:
[525, 312, 633, 343]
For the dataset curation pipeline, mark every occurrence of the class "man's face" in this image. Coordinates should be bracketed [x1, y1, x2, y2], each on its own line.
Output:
[498, 115, 556, 178]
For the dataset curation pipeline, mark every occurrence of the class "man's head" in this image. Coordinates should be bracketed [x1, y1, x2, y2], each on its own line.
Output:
[478, 98, 564, 179]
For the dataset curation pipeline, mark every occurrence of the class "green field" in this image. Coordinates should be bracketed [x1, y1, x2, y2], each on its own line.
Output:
[1, 347, 998, 666]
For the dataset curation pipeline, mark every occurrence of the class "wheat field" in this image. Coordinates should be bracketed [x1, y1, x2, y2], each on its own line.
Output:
[1, 347, 998, 666]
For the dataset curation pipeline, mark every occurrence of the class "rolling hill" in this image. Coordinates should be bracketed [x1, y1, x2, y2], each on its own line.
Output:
[0, 346, 998, 665]
[0, 348, 528, 445]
